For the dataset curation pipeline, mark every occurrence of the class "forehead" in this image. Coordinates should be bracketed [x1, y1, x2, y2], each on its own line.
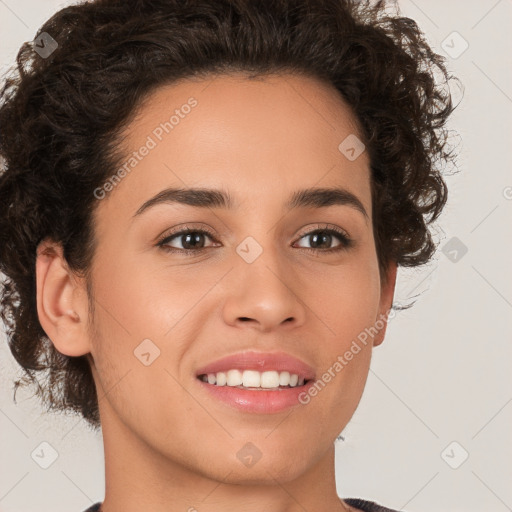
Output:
[94, 72, 371, 225]
[127, 72, 363, 150]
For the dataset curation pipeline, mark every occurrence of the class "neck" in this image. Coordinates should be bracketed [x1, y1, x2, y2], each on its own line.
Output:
[97, 402, 355, 512]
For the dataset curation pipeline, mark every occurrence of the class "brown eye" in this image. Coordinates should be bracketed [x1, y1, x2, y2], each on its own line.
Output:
[157, 228, 217, 254]
[294, 226, 354, 254]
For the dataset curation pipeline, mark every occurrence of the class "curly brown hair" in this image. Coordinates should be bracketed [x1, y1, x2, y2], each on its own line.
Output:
[0, 0, 458, 430]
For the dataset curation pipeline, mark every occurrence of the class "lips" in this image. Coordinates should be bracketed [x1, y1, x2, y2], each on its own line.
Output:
[195, 350, 316, 381]
[195, 350, 316, 414]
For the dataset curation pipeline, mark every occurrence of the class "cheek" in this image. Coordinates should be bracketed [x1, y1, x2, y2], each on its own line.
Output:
[310, 248, 381, 402]
[90, 251, 198, 342]
[88, 301, 188, 441]
[86, 256, 213, 421]
[312, 257, 381, 345]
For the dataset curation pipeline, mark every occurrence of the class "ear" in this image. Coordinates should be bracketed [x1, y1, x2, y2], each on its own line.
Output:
[372, 261, 398, 347]
[35, 239, 92, 357]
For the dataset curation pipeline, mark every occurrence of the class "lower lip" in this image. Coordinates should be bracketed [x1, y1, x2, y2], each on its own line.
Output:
[197, 379, 314, 414]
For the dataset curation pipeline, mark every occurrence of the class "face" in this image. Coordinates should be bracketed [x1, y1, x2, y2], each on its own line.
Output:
[47, 73, 396, 485]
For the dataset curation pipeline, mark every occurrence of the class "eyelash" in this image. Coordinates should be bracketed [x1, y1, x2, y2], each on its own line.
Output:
[156, 224, 354, 256]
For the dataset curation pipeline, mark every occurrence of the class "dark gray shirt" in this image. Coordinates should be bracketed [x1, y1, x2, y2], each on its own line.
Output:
[83, 498, 402, 511]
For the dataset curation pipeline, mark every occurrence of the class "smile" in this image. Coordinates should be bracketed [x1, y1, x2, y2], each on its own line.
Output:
[198, 369, 309, 389]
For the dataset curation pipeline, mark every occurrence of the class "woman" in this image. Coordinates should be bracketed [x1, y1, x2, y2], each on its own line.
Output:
[0, 0, 457, 511]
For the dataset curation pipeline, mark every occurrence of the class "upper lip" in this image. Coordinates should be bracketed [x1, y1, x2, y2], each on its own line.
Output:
[195, 350, 316, 381]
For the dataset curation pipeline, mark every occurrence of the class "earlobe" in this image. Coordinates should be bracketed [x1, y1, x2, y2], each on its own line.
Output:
[36, 239, 91, 357]
[372, 261, 398, 347]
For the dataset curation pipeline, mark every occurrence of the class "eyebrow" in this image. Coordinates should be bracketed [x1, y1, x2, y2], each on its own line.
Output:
[133, 186, 369, 220]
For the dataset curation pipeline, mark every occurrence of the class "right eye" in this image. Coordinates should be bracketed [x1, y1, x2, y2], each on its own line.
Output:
[157, 228, 219, 254]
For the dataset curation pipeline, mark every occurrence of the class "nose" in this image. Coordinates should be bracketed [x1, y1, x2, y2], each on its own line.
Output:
[222, 248, 307, 332]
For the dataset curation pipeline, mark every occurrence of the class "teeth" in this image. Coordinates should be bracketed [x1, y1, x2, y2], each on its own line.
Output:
[260, 370, 279, 388]
[200, 369, 307, 388]
[242, 370, 261, 388]
[279, 371, 290, 386]
[216, 371, 227, 386]
[226, 369, 243, 386]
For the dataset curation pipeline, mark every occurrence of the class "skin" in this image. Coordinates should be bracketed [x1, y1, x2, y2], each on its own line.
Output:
[36, 72, 397, 512]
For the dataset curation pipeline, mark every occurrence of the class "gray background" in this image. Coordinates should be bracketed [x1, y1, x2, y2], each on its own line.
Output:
[1, 1, 511, 511]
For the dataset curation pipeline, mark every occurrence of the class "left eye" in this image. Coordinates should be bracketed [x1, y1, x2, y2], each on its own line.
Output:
[294, 228, 352, 251]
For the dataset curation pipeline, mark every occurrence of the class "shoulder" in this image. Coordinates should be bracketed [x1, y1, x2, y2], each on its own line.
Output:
[82, 503, 102, 512]
[345, 498, 405, 512]
[81, 499, 403, 512]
